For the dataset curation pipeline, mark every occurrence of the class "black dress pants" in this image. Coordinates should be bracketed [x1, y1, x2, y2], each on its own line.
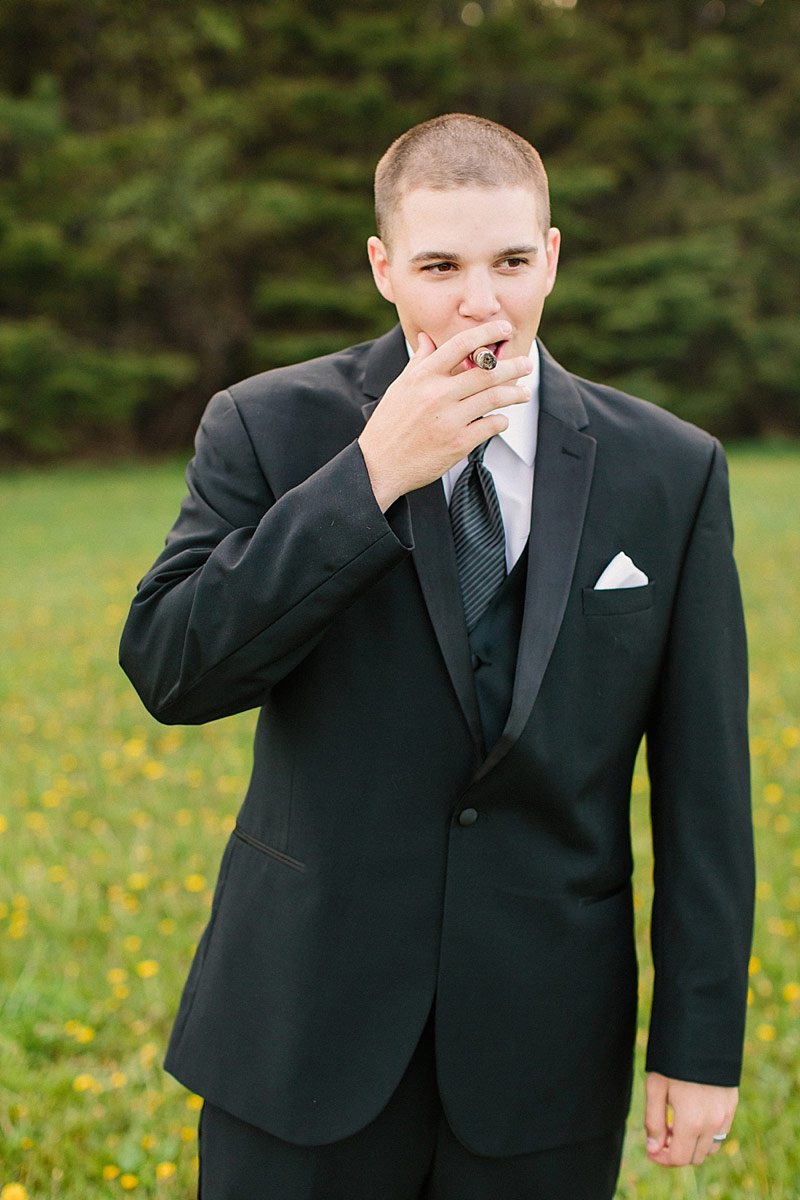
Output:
[198, 1019, 626, 1200]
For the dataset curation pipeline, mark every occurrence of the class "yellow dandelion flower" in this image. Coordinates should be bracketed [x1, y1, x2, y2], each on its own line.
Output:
[102, 1165, 120, 1180]
[159, 918, 176, 936]
[75, 1024, 95, 1044]
[783, 982, 800, 1004]
[142, 760, 166, 780]
[1, 1185, 29, 1200]
[0, 814, 8, 833]
[127, 872, 149, 891]
[175, 808, 193, 825]
[186, 1093, 204, 1111]
[216, 774, 241, 794]
[748, 956, 761, 975]
[123, 738, 146, 759]
[774, 814, 791, 834]
[20, 1137, 34, 1149]
[24, 811, 47, 832]
[110, 1072, 127, 1088]
[107, 967, 128, 984]
[140, 1041, 160, 1067]
[764, 783, 783, 805]
[141, 1133, 157, 1150]
[184, 874, 206, 893]
[756, 1023, 776, 1042]
[73, 1073, 96, 1091]
[48, 865, 68, 882]
[724, 1138, 740, 1156]
[781, 727, 799, 748]
[180, 1125, 196, 1142]
[113, 984, 130, 999]
[156, 1162, 176, 1180]
[747, 987, 754, 1005]
[137, 959, 159, 978]
[120, 1175, 139, 1191]
[192, 1155, 199, 1172]
[755, 881, 773, 901]
[124, 935, 142, 953]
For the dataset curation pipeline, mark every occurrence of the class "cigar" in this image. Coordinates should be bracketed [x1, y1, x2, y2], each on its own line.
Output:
[470, 347, 497, 370]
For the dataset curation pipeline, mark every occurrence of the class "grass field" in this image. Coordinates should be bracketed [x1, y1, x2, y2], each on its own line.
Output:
[1, 446, 798, 1199]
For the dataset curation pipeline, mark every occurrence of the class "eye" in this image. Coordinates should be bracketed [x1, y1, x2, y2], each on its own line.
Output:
[421, 261, 457, 274]
[498, 257, 529, 269]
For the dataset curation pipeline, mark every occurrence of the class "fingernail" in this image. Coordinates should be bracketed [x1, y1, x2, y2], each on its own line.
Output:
[646, 1138, 659, 1151]
[499, 321, 512, 334]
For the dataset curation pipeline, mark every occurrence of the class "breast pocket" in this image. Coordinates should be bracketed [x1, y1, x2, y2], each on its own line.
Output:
[581, 581, 655, 616]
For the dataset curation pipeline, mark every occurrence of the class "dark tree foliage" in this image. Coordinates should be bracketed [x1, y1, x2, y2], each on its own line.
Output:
[0, 0, 797, 456]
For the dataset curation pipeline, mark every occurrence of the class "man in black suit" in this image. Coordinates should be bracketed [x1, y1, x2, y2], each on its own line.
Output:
[120, 114, 754, 1199]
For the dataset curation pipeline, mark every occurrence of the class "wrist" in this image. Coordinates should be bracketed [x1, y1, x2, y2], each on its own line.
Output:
[357, 435, 403, 513]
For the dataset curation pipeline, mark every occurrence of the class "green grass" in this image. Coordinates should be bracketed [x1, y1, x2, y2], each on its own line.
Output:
[1, 447, 798, 1198]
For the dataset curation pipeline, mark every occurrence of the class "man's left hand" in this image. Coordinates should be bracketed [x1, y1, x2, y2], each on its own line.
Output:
[644, 1072, 738, 1167]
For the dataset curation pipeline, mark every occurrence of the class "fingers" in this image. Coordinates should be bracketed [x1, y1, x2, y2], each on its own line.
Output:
[644, 1072, 670, 1159]
[645, 1075, 738, 1169]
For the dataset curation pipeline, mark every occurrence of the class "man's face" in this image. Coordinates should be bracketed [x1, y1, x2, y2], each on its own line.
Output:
[368, 186, 560, 369]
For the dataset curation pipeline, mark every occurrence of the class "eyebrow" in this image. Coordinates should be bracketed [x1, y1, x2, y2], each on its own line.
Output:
[409, 244, 539, 264]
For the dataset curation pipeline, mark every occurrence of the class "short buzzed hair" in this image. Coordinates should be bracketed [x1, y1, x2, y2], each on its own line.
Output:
[374, 113, 551, 247]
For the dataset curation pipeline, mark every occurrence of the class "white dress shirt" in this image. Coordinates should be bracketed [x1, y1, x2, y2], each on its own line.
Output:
[441, 342, 539, 571]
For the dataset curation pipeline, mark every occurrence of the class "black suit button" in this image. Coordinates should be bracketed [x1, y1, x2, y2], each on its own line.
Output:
[471, 653, 481, 670]
[458, 808, 478, 827]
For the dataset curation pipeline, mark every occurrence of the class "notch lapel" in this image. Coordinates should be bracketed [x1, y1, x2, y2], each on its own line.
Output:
[360, 327, 483, 748]
[476, 346, 596, 779]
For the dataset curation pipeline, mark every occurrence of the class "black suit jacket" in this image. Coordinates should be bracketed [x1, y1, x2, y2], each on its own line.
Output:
[120, 325, 754, 1157]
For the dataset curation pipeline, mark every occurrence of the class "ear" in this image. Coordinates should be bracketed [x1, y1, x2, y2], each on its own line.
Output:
[544, 227, 561, 297]
[367, 236, 395, 303]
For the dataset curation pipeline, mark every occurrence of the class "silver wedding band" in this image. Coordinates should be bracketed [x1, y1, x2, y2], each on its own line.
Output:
[712, 1133, 727, 1143]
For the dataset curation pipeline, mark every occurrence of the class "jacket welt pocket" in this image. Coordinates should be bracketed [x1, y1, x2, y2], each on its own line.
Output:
[234, 825, 306, 872]
[581, 582, 654, 616]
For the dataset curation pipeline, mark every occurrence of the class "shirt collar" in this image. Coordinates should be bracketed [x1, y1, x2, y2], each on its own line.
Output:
[495, 341, 539, 467]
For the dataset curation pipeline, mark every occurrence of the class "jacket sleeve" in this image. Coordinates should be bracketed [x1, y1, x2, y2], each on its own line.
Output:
[644, 439, 754, 1086]
[119, 388, 413, 725]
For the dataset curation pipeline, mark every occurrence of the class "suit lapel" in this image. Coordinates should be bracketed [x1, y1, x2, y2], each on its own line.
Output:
[359, 329, 597, 769]
[361, 328, 483, 748]
[476, 345, 596, 779]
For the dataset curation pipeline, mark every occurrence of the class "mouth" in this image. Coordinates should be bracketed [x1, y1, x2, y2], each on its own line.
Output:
[464, 340, 507, 370]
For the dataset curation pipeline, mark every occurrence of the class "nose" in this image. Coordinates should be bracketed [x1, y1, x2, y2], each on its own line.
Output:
[458, 269, 501, 321]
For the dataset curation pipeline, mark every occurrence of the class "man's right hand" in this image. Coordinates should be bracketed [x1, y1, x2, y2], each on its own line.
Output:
[358, 321, 532, 512]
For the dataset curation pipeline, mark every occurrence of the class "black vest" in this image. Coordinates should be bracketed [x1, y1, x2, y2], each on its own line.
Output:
[468, 543, 529, 755]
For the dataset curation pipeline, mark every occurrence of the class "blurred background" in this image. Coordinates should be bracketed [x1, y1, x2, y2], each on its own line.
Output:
[1, 0, 799, 461]
[2, 3, 799, 1197]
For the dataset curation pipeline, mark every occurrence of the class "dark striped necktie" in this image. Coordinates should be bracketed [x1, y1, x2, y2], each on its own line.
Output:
[449, 438, 507, 632]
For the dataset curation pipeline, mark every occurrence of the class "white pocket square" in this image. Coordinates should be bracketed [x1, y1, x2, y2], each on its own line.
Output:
[594, 552, 649, 590]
